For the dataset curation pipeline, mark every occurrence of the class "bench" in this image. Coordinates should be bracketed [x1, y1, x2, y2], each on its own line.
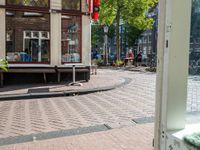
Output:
[0, 66, 90, 87]
[0, 67, 56, 87]
[56, 66, 90, 83]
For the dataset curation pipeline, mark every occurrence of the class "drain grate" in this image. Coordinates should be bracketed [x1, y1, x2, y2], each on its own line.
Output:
[0, 125, 110, 146]
[28, 88, 50, 93]
[132, 117, 154, 124]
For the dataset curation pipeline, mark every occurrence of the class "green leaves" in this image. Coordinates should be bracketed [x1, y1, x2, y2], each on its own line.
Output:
[95, 0, 158, 60]
[99, 0, 158, 28]
[99, 0, 117, 25]
[0, 59, 8, 71]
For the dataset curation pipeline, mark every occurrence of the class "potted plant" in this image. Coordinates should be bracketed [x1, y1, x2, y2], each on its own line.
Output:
[0, 59, 8, 71]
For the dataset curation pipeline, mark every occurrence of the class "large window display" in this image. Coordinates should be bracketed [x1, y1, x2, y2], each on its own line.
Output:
[6, 0, 49, 7]
[187, 0, 200, 114]
[189, 0, 200, 75]
[6, 11, 50, 63]
[62, 0, 81, 11]
[62, 15, 81, 63]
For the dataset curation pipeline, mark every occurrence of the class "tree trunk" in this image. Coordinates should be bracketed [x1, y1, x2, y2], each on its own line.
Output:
[116, 3, 120, 61]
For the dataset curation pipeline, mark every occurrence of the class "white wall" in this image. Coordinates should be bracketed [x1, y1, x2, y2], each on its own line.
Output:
[51, 0, 62, 10]
[50, 0, 62, 66]
[154, 0, 166, 149]
[81, 0, 87, 13]
[50, 13, 62, 66]
[155, 0, 192, 149]
[0, 7, 5, 59]
[163, 0, 191, 131]
[82, 15, 91, 66]
[50, 0, 91, 66]
[82, 0, 91, 66]
[0, 0, 5, 5]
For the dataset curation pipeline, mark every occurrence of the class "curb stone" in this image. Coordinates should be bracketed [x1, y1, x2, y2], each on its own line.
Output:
[0, 77, 132, 101]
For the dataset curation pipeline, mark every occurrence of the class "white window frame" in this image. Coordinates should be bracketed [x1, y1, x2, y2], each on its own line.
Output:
[23, 31, 50, 62]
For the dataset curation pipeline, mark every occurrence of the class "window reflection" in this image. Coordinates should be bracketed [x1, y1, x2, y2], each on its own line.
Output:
[187, 0, 200, 117]
[62, 15, 81, 63]
[62, 0, 80, 11]
[6, 0, 49, 7]
[189, 0, 200, 75]
[6, 11, 50, 63]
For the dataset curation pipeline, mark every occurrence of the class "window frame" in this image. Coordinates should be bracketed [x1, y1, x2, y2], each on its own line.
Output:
[62, 0, 82, 13]
[61, 13, 82, 64]
[5, 9, 51, 64]
[6, 0, 50, 12]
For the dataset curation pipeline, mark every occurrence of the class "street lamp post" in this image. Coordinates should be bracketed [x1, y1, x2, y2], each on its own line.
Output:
[104, 25, 109, 65]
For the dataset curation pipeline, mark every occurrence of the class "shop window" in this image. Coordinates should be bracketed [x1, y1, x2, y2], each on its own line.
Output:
[189, 1, 200, 76]
[62, 15, 81, 63]
[6, 11, 50, 63]
[6, 0, 49, 7]
[62, 0, 80, 11]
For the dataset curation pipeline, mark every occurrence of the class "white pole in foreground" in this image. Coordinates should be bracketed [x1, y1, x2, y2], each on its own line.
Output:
[73, 65, 75, 83]
[155, 0, 191, 149]
[68, 65, 83, 86]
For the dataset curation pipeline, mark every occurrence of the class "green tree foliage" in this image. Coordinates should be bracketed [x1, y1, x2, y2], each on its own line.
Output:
[91, 24, 116, 50]
[99, 0, 158, 60]
[0, 59, 8, 71]
[124, 24, 143, 48]
[91, 24, 104, 49]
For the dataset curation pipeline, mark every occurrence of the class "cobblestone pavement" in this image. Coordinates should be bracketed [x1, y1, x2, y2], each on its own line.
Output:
[0, 124, 154, 150]
[187, 76, 200, 112]
[0, 70, 125, 96]
[0, 69, 199, 147]
[0, 69, 155, 139]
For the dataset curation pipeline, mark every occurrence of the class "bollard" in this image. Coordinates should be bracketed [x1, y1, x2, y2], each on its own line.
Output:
[68, 65, 83, 86]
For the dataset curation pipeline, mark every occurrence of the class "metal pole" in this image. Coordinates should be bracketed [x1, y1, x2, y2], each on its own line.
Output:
[72, 65, 75, 83]
[104, 34, 106, 65]
[104, 26, 109, 65]
[105, 34, 108, 65]
[68, 65, 83, 86]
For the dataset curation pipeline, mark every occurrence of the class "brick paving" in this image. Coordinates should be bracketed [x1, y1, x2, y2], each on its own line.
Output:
[0, 123, 154, 150]
[0, 70, 155, 139]
[0, 70, 125, 96]
[187, 76, 200, 112]
[0, 68, 199, 149]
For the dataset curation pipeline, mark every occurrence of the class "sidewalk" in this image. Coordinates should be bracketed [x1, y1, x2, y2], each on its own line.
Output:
[0, 123, 154, 150]
[0, 69, 130, 100]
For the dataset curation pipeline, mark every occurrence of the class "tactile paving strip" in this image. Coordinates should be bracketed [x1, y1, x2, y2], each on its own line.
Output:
[132, 117, 154, 124]
[0, 124, 110, 146]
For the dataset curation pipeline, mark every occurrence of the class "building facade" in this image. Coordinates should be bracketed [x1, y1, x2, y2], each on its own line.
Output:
[0, 0, 92, 85]
[137, 5, 158, 67]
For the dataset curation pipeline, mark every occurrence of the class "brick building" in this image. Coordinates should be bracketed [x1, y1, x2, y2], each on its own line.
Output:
[137, 5, 158, 67]
[0, 0, 93, 85]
